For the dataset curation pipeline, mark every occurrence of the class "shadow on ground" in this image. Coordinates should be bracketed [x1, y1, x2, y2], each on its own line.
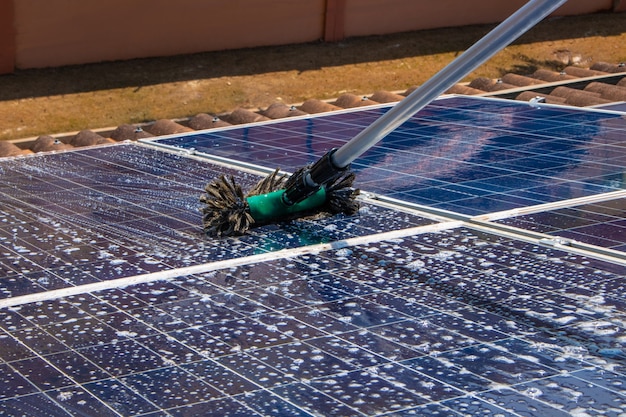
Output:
[1, 12, 623, 101]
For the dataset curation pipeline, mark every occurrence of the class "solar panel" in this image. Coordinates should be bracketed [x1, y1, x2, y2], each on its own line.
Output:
[1, 226, 624, 416]
[1, 96, 625, 416]
[154, 96, 626, 216]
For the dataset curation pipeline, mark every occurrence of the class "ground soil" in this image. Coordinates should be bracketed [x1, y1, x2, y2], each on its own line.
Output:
[1, 11, 625, 141]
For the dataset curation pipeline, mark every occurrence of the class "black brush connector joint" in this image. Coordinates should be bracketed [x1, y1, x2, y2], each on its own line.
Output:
[283, 149, 350, 206]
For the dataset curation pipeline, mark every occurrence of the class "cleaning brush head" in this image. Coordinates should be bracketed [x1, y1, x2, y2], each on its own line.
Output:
[200, 167, 360, 237]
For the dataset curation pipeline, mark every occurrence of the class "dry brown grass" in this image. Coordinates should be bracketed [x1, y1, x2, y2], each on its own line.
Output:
[1, 11, 624, 141]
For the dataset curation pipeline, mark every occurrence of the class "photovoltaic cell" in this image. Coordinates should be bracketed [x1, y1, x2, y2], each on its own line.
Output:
[1, 95, 625, 416]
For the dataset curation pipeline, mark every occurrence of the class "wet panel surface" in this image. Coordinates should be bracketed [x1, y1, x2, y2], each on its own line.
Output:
[1, 227, 624, 416]
[0, 143, 436, 300]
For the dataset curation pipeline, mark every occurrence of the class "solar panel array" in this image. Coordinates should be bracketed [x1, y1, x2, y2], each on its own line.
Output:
[1, 96, 625, 416]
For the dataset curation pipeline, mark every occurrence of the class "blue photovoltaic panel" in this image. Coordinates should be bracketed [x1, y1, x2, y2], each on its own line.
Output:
[1, 226, 624, 416]
[154, 96, 626, 216]
[1, 95, 625, 416]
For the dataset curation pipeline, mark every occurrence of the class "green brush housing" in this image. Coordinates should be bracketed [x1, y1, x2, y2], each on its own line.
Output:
[247, 188, 327, 224]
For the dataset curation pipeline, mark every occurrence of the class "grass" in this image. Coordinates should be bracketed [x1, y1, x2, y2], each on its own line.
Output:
[1, 11, 625, 141]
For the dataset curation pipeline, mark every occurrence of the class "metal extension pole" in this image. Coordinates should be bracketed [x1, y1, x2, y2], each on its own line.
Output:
[331, 0, 568, 169]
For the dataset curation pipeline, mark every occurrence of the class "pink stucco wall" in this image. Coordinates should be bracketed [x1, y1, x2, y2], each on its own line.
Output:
[1, 0, 622, 73]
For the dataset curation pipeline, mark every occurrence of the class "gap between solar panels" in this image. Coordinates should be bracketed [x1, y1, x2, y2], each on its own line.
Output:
[469, 189, 626, 264]
[472, 190, 626, 223]
[3, 189, 622, 310]
[0, 220, 462, 309]
[368, 192, 626, 266]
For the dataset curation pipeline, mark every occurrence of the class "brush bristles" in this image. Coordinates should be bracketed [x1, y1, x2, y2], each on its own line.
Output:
[325, 172, 360, 215]
[200, 169, 287, 237]
[200, 168, 360, 237]
[247, 168, 288, 196]
[200, 175, 254, 237]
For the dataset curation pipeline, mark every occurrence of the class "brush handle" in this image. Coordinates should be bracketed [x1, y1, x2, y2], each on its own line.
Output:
[282, 0, 567, 206]
[330, 0, 568, 168]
